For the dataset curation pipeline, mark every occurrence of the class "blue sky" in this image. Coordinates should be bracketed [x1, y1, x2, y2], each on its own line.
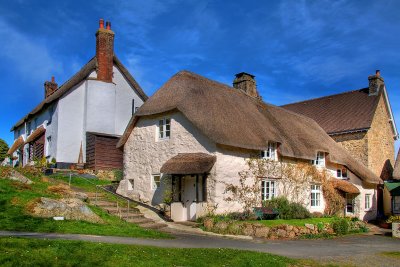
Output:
[0, 0, 399, 153]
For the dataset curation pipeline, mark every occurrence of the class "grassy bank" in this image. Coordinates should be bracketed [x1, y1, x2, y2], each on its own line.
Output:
[0, 167, 169, 238]
[0, 237, 307, 267]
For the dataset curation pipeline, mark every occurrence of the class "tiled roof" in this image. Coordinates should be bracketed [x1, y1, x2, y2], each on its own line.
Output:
[281, 88, 380, 135]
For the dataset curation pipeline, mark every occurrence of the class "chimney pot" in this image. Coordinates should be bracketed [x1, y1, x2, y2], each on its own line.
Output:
[99, 19, 104, 29]
[106, 21, 111, 30]
[376, 70, 380, 77]
[51, 76, 55, 83]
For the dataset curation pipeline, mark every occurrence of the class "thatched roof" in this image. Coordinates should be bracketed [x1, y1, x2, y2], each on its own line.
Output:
[160, 153, 216, 174]
[7, 136, 24, 155]
[119, 70, 381, 184]
[11, 55, 148, 131]
[393, 149, 400, 180]
[25, 126, 46, 144]
[330, 179, 360, 194]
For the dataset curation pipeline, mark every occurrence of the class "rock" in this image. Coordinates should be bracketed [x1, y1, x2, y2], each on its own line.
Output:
[305, 223, 315, 231]
[29, 197, 102, 224]
[74, 192, 88, 201]
[286, 225, 294, 232]
[288, 231, 296, 238]
[242, 223, 255, 236]
[277, 229, 287, 238]
[203, 218, 214, 230]
[293, 227, 299, 234]
[9, 171, 33, 184]
[254, 226, 270, 238]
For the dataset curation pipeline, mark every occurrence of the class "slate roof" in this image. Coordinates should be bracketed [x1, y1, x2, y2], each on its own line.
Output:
[281, 88, 380, 135]
[119, 70, 381, 184]
[11, 55, 148, 131]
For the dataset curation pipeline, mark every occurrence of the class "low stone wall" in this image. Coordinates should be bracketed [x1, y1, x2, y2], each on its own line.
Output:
[203, 218, 367, 239]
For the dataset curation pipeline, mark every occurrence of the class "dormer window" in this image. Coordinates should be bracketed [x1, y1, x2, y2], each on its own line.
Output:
[158, 118, 171, 140]
[337, 168, 348, 179]
[261, 142, 277, 160]
[312, 152, 325, 167]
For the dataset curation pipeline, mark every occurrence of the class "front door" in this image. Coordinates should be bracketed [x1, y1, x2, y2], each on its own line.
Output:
[183, 175, 197, 221]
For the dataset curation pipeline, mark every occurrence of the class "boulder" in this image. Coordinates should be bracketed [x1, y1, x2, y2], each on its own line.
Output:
[305, 223, 315, 231]
[29, 197, 102, 224]
[286, 225, 294, 232]
[254, 226, 270, 238]
[242, 223, 255, 236]
[288, 231, 296, 238]
[277, 229, 287, 238]
[203, 217, 214, 230]
[9, 171, 33, 184]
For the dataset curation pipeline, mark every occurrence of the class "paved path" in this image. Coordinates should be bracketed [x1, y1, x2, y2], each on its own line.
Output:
[1, 230, 399, 261]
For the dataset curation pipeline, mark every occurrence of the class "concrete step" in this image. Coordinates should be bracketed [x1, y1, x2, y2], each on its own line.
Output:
[121, 213, 145, 219]
[138, 222, 168, 230]
[125, 217, 154, 224]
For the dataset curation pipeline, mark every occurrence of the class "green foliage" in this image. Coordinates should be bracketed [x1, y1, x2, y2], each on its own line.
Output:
[332, 218, 349, 235]
[163, 189, 173, 205]
[263, 197, 311, 219]
[0, 237, 300, 267]
[50, 158, 57, 164]
[0, 139, 9, 162]
[243, 217, 334, 227]
[0, 170, 169, 239]
[112, 169, 123, 181]
[387, 215, 400, 223]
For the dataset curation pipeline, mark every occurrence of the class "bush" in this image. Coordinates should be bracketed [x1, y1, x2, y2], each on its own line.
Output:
[0, 139, 9, 162]
[263, 197, 311, 219]
[332, 218, 349, 235]
[227, 212, 257, 221]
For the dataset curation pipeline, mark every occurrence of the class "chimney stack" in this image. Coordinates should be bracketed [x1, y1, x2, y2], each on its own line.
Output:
[368, 70, 384, 96]
[233, 72, 260, 98]
[96, 19, 114, 83]
[44, 76, 58, 98]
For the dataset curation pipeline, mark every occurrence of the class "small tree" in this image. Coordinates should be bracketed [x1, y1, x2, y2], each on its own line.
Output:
[0, 139, 9, 162]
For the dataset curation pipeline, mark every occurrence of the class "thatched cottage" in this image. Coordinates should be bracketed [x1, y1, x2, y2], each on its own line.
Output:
[117, 71, 381, 222]
[7, 20, 147, 170]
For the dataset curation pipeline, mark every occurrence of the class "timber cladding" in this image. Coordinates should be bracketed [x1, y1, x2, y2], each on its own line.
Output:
[86, 132, 123, 171]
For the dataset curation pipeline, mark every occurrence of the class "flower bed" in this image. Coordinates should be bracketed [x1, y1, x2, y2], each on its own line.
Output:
[201, 216, 368, 239]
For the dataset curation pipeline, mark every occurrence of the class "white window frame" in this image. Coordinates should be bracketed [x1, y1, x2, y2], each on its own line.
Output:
[336, 168, 348, 179]
[158, 118, 171, 140]
[310, 184, 321, 207]
[261, 142, 277, 160]
[312, 152, 325, 167]
[365, 194, 371, 210]
[261, 179, 277, 201]
[152, 174, 161, 190]
[45, 136, 51, 157]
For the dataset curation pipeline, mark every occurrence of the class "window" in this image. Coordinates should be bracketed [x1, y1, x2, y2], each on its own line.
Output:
[337, 168, 348, 179]
[312, 152, 325, 167]
[310, 184, 321, 207]
[152, 174, 161, 190]
[158, 118, 171, 140]
[394, 196, 400, 214]
[365, 194, 371, 210]
[46, 136, 51, 157]
[346, 194, 354, 213]
[261, 179, 277, 201]
[261, 142, 277, 160]
[27, 122, 32, 134]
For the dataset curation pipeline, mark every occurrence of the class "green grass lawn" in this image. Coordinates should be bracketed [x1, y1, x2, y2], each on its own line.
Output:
[381, 251, 400, 258]
[0, 169, 170, 239]
[0, 237, 307, 267]
[244, 217, 335, 227]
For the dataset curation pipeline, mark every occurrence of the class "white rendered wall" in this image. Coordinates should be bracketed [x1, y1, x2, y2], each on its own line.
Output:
[121, 111, 216, 206]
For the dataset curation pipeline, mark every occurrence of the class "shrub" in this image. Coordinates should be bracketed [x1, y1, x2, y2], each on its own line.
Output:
[263, 197, 311, 219]
[387, 216, 400, 223]
[0, 139, 9, 162]
[113, 169, 123, 181]
[227, 212, 257, 221]
[332, 218, 349, 235]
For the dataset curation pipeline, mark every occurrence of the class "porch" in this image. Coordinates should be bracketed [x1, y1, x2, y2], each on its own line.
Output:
[160, 153, 216, 222]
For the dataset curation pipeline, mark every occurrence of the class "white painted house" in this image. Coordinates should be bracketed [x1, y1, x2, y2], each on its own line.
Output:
[8, 20, 147, 170]
[117, 71, 381, 222]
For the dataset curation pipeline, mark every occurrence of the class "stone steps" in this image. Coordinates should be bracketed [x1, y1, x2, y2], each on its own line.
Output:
[91, 201, 117, 207]
[125, 217, 154, 224]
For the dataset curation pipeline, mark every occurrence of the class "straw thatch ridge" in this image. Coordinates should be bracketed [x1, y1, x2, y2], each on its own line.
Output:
[25, 126, 46, 144]
[11, 55, 148, 131]
[7, 136, 24, 155]
[393, 150, 400, 180]
[160, 153, 216, 174]
[118, 70, 381, 184]
[330, 179, 360, 194]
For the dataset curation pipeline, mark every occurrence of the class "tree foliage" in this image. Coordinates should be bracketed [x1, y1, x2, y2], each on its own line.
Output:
[0, 139, 9, 162]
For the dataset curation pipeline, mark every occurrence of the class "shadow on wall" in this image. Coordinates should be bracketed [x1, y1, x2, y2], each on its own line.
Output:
[380, 159, 394, 181]
[151, 174, 170, 207]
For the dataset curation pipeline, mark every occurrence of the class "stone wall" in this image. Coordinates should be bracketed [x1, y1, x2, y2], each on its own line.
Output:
[367, 95, 395, 179]
[331, 132, 368, 167]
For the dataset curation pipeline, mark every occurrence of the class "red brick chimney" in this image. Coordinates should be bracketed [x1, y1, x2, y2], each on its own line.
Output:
[44, 76, 58, 98]
[96, 19, 114, 83]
